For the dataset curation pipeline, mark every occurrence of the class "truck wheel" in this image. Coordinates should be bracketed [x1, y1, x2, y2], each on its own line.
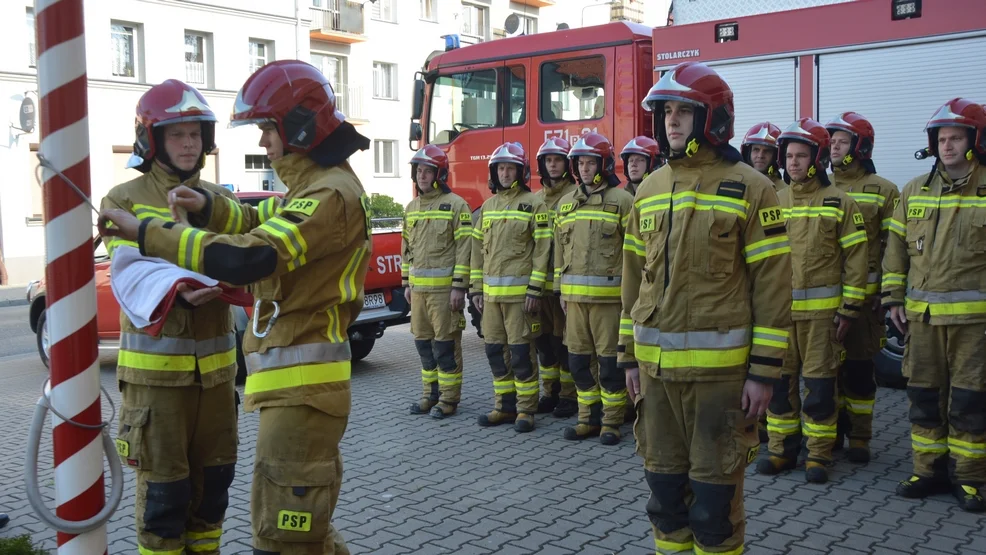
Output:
[468, 301, 483, 339]
[37, 311, 50, 369]
[235, 330, 247, 386]
[874, 316, 906, 389]
[351, 336, 375, 362]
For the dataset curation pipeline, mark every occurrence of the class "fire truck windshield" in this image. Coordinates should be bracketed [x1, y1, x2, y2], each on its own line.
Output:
[429, 69, 497, 145]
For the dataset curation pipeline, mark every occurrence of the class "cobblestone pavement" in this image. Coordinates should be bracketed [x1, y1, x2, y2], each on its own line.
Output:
[1, 322, 985, 554]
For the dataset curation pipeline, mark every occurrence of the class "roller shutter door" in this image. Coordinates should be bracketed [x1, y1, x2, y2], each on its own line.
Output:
[711, 58, 798, 152]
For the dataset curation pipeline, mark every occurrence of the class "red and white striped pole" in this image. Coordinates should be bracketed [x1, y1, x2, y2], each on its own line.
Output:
[35, 0, 106, 553]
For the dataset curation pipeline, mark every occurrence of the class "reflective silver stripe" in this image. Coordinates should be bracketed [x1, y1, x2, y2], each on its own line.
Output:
[745, 238, 790, 260]
[632, 325, 749, 349]
[792, 285, 841, 300]
[906, 287, 986, 303]
[245, 342, 352, 371]
[560, 275, 622, 287]
[484, 276, 530, 286]
[120, 333, 195, 354]
[411, 267, 454, 277]
[633, 325, 661, 345]
[196, 334, 236, 357]
[265, 217, 305, 256]
[867, 271, 879, 283]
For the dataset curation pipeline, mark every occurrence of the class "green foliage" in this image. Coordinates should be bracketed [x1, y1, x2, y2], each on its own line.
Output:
[0, 535, 50, 555]
[368, 193, 404, 228]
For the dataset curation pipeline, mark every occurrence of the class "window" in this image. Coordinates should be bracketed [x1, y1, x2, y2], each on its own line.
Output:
[373, 62, 397, 100]
[371, 0, 397, 22]
[28, 144, 44, 222]
[540, 56, 606, 123]
[429, 69, 497, 145]
[374, 140, 398, 177]
[420, 0, 437, 21]
[519, 14, 537, 35]
[249, 39, 272, 75]
[311, 53, 345, 89]
[461, 3, 488, 40]
[110, 22, 139, 79]
[27, 8, 36, 68]
[184, 32, 209, 86]
[245, 155, 272, 170]
[506, 66, 526, 126]
[245, 155, 281, 191]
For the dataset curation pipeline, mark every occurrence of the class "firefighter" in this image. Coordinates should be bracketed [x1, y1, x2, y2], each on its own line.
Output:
[622, 62, 792, 555]
[884, 98, 986, 513]
[620, 136, 663, 196]
[826, 112, 900, 464]
[534, 136, 579, 418]
[99, 60, 372, 553]
[470, 142, 552, 433]
[402, 145, 471, 419]
[555, 132, 633, 445]
[742, 122, 786, 190]
[99, 80, 240, 555]
[758, 118, 869, 484]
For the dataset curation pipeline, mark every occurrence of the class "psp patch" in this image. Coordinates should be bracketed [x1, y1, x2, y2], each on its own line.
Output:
[853, 212, 865, 228]
[758, 207, 785, 227]
[559, 202, 575, 213]
[277, 510, 312, 532]
[282, 198, 320, 217]
[459, 212, 472, 222]
[535, 212, 549, 227]
[639, 214, 656, 233]
[907, 206, 926, 219]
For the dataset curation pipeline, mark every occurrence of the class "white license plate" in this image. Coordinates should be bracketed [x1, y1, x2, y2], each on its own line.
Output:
[363, 292, 386, 309]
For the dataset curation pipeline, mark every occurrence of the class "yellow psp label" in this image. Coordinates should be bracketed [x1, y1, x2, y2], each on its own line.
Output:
[758, 207, 785, 227]
[852, 213, 864, 226]
[907, 206, 926, 219]
[535, 213, 549, 223]
[277, 510, 313, 532]
[639, 215, 656, 233]
[115, 439, 130, 457]
[282, 198, 320, 217]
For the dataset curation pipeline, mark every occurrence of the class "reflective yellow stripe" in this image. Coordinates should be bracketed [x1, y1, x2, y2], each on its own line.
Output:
[844, 397, 874, 415]
[472, 227, 484, 239]
[187, 529, 222, 540]
[540, 365, 561, 380]
[577, 388, 601, 405]
[483, 209, 533, 222]
[803, 421, 837, 439]
[743, 236, 791, 263]
[793, 297, 841, 311]
[912, 433, 948, 454]
[623, 233, 646, 256]
[177, 227, 205, 273]
[888, 218, 906, 237]
[409, 275, 454, 287]
[244, 361, 351, 395]
[516, 381, 539, 396]
[134, 204, 172, 222]
[842, 285, 867, 302]
[695, 544, 743, 555]
[909, 195, 986, 208]
[601, 390, 627, 407]
[483, 284, 528, 296]
[752, 326, 789, 350]
[493, 379, 515, 394]
[405, 210, 454, 223]
[339, 248, 368, 302]
[186, 528, 223, 553]
[660, 346, 750, 369]
[533, 229, 553, 239]
[782, 207, 844, 221]
[847, 192, 886, 207]
[258, 197, 278, 224]
[259, 216, 309, 271]
[453, 228, 472, 240]
[198, 349, 236, 375]
[882, 272, 906, 288]
[619, 318, 634, 337]
[469, 269, 483, 281]
[437, 371, 461, 386]
[559, 370, 575, 384]
[839, 229, 867, 248]
[656, 538, 695, 554]
[635, 344, 662, 364]
[948, 437, 986, 458]
[187, 541, 220, 553]
[139, 545, 184, 555]
[767, 416, 801, 435]
[421, 369, 438, 383]
[222, 197, 244, 234]
[905, 297, 986, 317]
[556, 210, 620, 227]
[118, 351, 196, 372]
[559, 284, 621, 297]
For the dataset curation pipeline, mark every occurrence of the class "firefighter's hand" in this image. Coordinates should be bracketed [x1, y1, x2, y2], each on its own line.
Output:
[560, 299, 568, 315]
[871, 296, 882, 312]
[890, 305, 908, 335]
[449, 289, 465, 312]
[97, 209, 139, 241]
[835, 315, 852, 342]
[524, 295, 541, 315]
[177, 283, 222, 306]
[404, 287, 412, 306]
[169, 185, 207, 221]
[742, 379, 772, 420]
[625, 367, 641, 403]
[473, 295, 484, 314]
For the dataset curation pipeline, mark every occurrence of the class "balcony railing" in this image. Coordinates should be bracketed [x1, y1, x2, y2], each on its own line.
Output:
[336, 83, 366, 121]
[310, 1, 364, 36]
[185, 61, 206, 85]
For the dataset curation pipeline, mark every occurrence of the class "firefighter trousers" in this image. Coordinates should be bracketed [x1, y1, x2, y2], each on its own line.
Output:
[904, 320, 986, 484]
[565, 302, 624, 427]
[536, 295, 576, 402]
[838, 306, 883, 443]
[634, 369, 757, 555]
[410, 289, 466, 407]
[766, 319, 844, 464]
[482, 300, 541, 415]
[116, 380, 238, 555]
[252, 405, 350, 555]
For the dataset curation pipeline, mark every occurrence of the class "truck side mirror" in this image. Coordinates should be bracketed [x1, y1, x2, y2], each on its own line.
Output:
[408, 121, 422, 151]
[411, 79, 425, 121]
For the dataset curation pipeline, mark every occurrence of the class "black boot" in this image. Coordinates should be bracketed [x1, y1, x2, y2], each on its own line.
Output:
[953, 484, 986, 512]
[552, 397, 577, 418]
[896, 475, 951, 499]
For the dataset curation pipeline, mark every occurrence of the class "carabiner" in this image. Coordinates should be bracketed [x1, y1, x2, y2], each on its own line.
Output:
[252, 299, 280, 338]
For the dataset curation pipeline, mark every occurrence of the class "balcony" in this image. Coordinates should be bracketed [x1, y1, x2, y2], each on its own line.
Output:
[185, 61, 206, 85]
[511, 0, 555, 7]
[310, 2, 367, 44]
[336, 83, 368, 124]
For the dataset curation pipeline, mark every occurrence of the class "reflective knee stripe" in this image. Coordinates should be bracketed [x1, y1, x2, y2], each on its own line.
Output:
[948, 437, 986, 459]
[601, 389, 627, 408]
[483, 275, 529, 296]
[559, 370, 575, 384]
[437, 370, 461, 386]
[493, 379, 516, 395]
[559, 275, 622, 298]
[421, 369, 438, 384]
[844, 396, 874, 415]
[244, 342, 352, 395]
[802, 421, 837, 439]
[186, 529, 222, 553]
[540, 365, 560, 380]
[577, 388, 601, 406]
[656, 538, 695, 554]
[138, 545, 184, 555]
[410, 266, 454, 287]
[767, 416, 801, 435]
[792, 285, 842, 312]
[515, 380, 539, 397]
[695, 544, 743, 555]
[905, 288, 986, 317]
[912, 434, 948, 454]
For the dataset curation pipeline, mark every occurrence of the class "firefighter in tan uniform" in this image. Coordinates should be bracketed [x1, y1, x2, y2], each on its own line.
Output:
[825, 112, 899, 464]
[620, 136, 663, 197]
[757, 118, 869, 485]
[402, 145, 471, 419]
[534, 137, 579, 418]
[100, 60, 373, 553]
[555, 133, 633, 445]
[470, 142, 552, 433]
[742, 122, 786, 191]
[621, 62, 792, 555]
[884, 98, 986, 513]
[101, 80, 240, 555]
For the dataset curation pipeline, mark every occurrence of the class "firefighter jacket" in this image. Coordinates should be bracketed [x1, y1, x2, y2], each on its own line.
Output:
[554, 184, 633, 303]
[470, 186, 552, 303]
[400, 189, 472, 292]
[138, 153, 372, 416]
[778, 175, 869, 321]
[831, 163, 900, 298]
[625, 181, 641, 197]
[768, 172, 786, 192]
[101, 163, 240, 389]
[537, 177, 578, 293]
[882, 162, 986, 325]
[619, 147, 793, 383]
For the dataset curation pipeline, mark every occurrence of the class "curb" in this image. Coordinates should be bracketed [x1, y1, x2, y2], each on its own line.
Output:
[0, 298, 29, 308]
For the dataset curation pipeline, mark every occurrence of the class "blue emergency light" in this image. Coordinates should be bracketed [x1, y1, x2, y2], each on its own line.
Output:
[442, 34, 461, 51]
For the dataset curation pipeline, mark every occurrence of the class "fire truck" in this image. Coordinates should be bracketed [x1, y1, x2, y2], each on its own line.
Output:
[407, 0, 986, 386]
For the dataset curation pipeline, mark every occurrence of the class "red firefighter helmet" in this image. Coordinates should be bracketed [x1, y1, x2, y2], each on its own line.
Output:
[569, 132, 616, 185]
[488, 142, 531, 190]
[410, 145, 449, 189]
[924, 98, 986, 159]
[129, 79, 217, 172]
[741, 122, 781, 174]
[230, 60, 345, 154]
[778, 118, 832, 180]
[620, 136, 662, 182]
[536, 136, 572, 185]
[825, 112, 876, 165]
[641, 62, 734, 156]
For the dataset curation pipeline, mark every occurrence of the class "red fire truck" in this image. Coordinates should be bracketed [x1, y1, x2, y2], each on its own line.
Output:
[407, 0, 986, 386]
